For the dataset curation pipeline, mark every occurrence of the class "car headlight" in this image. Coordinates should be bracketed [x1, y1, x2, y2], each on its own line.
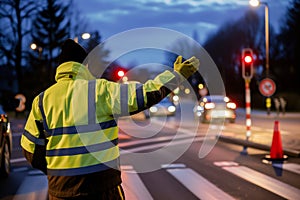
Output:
[168, 106, 176, 112]
[204, 102, 215, 109]
[172, 95, 179, 102]
[197, 105, 204, 111]
[150, 106, 158, 113]
[226, 102, 237, 109]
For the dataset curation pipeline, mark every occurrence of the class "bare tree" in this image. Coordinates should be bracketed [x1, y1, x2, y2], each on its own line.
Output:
[278, 0, 300, 91]
[0, 0, 36, 92]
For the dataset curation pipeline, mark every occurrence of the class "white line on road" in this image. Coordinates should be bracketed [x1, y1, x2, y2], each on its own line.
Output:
[119, 134, 194, 148]
[120, 136, 211, 155]
[121, 165, 153, 200]
[150, 118, 200, 136]
[165, 166, 235, 200]
[11, 157, 27, 163]
[223, 165, 300, 200]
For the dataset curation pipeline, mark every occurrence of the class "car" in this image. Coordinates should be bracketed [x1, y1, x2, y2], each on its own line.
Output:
[0, 105, 12, 177]
[149, 97, 176, 117]
[193, 95, 237, 123]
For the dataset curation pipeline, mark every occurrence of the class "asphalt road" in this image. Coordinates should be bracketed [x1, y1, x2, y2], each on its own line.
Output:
[1, 99, 300, 199]
[118, 117, 300, 200]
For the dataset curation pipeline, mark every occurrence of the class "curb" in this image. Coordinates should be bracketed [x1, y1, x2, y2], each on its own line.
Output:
[235, 108, 300, 119]
[218, 135, 300, 158]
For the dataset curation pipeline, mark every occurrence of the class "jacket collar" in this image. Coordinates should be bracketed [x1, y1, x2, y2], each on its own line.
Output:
[55, 62, 95, 82]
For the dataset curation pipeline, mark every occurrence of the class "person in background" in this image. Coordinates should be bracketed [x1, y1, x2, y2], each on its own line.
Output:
[279, 96, 287, 115]
[20, 39, 200, 200]
[274, 97, 280, 116]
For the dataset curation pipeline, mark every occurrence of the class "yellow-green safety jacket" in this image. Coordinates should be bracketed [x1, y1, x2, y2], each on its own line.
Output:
[21, 61, 180, 176]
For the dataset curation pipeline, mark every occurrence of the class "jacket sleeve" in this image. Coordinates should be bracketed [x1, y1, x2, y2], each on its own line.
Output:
[96, 70, 181, 116]
[20, 96, 47, 174]
[21, 96, 43, 154]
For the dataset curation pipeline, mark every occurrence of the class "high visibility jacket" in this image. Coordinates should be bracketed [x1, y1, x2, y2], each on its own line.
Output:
[21, 61, 180, 177]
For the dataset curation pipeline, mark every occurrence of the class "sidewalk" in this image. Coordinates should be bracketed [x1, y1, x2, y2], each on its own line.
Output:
[220, 108, 300, 157]
[236, 108, 300, 119]
[218, 136, 300, 157]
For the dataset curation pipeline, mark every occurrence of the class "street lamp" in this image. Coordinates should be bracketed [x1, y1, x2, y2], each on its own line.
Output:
[249, 0, 269, 77]
[74, 32, 91, 43]
[30, 43, 43, 58]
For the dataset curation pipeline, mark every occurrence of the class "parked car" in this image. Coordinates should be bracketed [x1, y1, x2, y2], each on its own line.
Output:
[149, 97, 176, 117]
[193, 95, 237, 123]
[0, 105, 12, 177]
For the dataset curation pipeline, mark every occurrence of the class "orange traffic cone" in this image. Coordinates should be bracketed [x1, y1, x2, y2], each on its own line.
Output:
[270, 121, 283, 159]
[264, 121, 288, 162]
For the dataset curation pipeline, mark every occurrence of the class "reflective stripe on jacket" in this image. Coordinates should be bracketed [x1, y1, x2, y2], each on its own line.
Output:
[21, 61, 180, 176]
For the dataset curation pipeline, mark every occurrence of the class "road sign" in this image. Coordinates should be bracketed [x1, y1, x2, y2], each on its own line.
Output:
[259, 78, 276, 97]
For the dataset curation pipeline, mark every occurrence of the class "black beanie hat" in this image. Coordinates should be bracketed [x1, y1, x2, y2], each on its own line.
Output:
[58, 39, 87, 65]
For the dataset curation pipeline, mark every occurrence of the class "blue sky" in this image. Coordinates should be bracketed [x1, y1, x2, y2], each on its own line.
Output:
[73, 0, 289, 44]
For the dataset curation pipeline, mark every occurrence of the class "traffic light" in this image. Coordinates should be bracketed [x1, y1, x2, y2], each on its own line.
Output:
[242, 48, 254, 79]
[112, 68, 127, 82]
[117, 70, 125, 78]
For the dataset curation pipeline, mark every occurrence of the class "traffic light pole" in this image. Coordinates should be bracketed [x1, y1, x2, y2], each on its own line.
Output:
[241, 78, 252, 155]
[241, 48, 254, 155]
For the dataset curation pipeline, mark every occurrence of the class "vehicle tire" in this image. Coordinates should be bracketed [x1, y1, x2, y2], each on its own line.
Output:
[0, 138, 11, 178]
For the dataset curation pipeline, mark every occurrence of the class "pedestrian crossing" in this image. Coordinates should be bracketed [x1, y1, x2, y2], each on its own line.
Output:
[121, 165, 153, 200]
[121, 161, 300, 200]
[222, 164, 300, 200]
[8, 161, 300, 200]
[162, 164, 235, 200]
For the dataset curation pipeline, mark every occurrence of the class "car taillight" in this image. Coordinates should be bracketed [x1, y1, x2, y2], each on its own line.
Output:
[227, 102, 236, 109]
[205, 102, 215, 109]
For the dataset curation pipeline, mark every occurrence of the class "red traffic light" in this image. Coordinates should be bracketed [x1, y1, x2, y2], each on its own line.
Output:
[117, 70, 125, 78]
[241, 48, 254, 79]
[244, 55, 253, 64]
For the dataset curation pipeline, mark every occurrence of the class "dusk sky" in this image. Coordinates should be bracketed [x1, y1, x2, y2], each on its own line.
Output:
[73, 0, 289, 44]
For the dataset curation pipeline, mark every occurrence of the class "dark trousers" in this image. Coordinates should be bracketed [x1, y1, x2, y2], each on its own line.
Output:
[49, 185, 125, 200]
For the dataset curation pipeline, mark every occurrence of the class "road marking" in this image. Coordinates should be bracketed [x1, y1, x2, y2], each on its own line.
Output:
[165, 166, 235, 200]
[161, 163, 186, 169]
[13, 170, 48, 200]
[222, 165, 300, 200]
[11, 157, 27, 163]
[213, 161, 239, 167]
[151, 118, 200, 136]
[119, 134, 194, 148]
[121, 165, 153, 200]
[272, 163, 300, 175]
[120, 136, 210, 155]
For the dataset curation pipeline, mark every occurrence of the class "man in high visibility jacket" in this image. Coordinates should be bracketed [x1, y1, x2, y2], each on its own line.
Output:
[21, 39, 199, 199]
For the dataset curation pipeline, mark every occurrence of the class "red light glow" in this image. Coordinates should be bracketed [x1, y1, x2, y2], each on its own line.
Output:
[117, 70, 125, 77]
[244, 55, 253, 64]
